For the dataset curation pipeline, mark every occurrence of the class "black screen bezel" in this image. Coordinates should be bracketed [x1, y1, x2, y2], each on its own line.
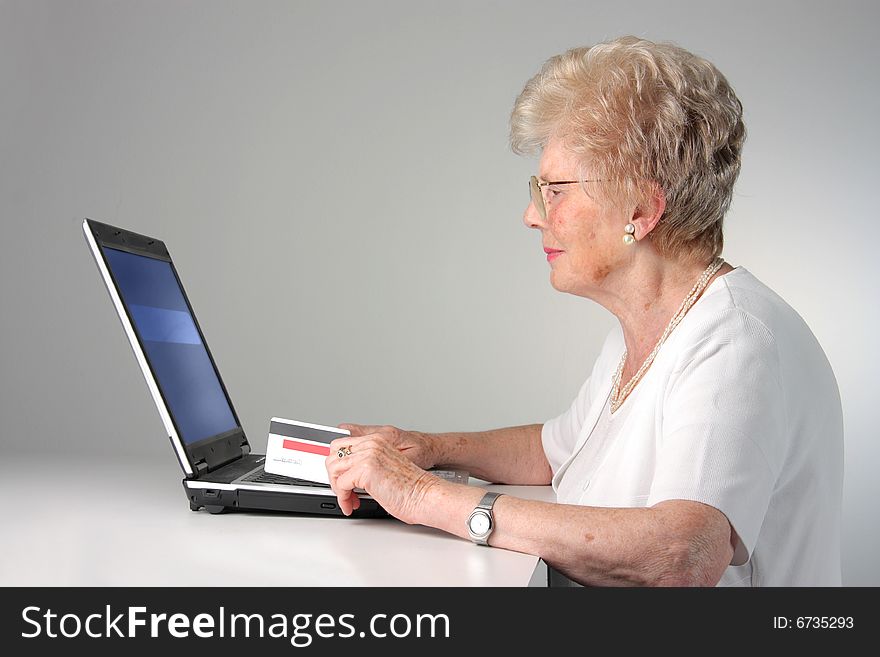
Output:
[86, 218, 249, 475]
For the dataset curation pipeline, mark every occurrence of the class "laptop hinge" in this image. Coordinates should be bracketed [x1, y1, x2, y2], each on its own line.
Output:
[194, 460, 210, 478]
[192, 438, 251, 478]
[187, 430, 252, 477]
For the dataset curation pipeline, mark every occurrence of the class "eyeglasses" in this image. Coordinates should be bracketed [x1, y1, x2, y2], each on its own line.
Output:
[529, 175, 604, 219]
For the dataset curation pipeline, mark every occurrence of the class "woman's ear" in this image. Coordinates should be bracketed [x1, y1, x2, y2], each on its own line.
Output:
[630, 183, 666, 240]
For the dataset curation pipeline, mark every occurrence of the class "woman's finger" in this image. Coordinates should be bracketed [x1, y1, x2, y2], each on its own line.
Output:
[338, 423, 381, 437]
[328, 435, 365, 456]
[326, 440, 368, 515]
[334, 465, 367, 516]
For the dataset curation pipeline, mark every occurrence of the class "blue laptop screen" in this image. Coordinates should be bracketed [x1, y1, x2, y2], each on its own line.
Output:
[103, 247, 238, 444]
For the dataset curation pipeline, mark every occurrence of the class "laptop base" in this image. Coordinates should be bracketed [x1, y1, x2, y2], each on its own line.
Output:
[183, 479, 389, 518]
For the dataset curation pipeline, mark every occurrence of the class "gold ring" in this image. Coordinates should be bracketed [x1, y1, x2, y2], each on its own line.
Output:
[337, 445, 352, 459]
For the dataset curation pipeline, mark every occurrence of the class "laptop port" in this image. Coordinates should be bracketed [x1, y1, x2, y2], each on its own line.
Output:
[205, 489, 220, 498]
[320, 502, 336, 510]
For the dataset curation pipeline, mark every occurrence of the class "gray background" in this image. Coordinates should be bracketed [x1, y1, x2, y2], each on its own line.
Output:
[2, 0, 877, 585]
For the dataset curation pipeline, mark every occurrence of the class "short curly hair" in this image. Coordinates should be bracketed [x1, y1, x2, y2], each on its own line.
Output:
[510, 36, 745, 264]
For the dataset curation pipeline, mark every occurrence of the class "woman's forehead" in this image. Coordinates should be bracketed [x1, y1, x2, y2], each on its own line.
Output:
[539, 138, 590, 179]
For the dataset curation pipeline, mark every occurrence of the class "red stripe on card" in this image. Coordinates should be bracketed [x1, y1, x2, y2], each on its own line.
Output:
[282, 439, 331, 456]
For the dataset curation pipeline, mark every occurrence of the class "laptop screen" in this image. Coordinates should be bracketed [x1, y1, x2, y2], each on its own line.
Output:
[102, 246, 238, 445]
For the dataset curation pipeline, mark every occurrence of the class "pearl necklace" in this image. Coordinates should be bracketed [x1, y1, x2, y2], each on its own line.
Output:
[610, 257, 725, 413]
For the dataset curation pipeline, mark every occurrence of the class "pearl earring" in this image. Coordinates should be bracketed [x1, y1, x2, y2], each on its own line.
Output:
[623, 223, 636, 245]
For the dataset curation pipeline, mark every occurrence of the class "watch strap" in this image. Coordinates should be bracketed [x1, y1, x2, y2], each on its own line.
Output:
[476, 491, 503, 511]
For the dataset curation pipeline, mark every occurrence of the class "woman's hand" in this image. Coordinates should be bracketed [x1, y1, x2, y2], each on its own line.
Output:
[337, 423, 437, 470]
[325, 433, 443, 522]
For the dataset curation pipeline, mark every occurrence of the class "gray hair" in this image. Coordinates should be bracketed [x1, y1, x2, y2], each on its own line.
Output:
[510, 36, 745, 263]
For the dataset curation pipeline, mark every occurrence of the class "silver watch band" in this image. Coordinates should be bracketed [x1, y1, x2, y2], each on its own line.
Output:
[477, 491, 503, 510]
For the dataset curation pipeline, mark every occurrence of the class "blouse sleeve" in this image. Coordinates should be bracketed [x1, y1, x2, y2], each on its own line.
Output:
[541, 375, 592, 474]
[647, 308, 789, 565]
[541, 328, 622, 475]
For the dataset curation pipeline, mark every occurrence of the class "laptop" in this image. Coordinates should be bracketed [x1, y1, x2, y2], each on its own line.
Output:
[82, 218, 388, 518]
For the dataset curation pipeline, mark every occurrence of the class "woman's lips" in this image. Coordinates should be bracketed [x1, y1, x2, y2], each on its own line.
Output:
[544, 248, 563, 262]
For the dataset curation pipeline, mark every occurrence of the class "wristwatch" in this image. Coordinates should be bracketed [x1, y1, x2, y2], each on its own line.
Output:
[466, 492, 503, 545]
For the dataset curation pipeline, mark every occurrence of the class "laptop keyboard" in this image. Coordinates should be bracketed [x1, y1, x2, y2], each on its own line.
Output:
[242, 468, 331, 489]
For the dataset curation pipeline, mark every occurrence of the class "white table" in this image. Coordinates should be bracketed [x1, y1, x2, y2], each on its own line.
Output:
[0, 454, 555, 586]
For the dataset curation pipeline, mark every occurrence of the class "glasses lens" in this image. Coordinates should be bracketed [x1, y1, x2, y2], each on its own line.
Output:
[529, 176, 545, 219]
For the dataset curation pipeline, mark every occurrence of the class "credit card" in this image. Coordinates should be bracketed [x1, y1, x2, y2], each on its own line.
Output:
[265, 417, 471, 488]
[264, 417, 350, 485]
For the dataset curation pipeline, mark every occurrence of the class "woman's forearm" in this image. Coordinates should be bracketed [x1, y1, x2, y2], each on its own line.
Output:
[420, 423, 551, 485]
[420, 483, 732, 587]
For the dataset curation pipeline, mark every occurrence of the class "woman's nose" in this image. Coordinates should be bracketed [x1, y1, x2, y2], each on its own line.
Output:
[523, 200, 544, 229]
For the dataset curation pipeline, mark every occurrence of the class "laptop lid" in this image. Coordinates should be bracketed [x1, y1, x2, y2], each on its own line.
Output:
[83, 218, 249, 478]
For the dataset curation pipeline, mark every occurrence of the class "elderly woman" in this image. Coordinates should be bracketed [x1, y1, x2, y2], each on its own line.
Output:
[325, 36, 843, 586]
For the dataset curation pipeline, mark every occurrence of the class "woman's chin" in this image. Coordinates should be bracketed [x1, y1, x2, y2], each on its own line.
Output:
[548, 271, 569, 294]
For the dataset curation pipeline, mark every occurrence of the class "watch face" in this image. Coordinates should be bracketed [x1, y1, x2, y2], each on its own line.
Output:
[468, 511, 491, 536]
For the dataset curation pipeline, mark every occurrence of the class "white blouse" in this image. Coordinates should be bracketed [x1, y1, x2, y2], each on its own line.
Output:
[542, 268, 843, 586]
